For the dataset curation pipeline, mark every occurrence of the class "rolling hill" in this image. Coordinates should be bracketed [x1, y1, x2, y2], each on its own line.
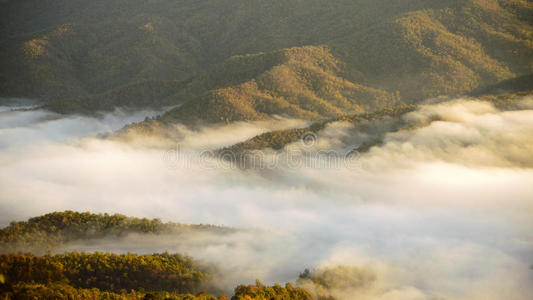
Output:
[155, 46, 401, 124]
[117, 45, 401, 136]
[0, 211, 232, 254]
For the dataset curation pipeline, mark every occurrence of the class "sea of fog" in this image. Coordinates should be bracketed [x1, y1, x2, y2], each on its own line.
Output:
[0, 98, 532, 299]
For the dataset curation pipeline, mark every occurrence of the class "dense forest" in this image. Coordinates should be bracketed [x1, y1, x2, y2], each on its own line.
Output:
[0, 252, 209, 294]
[0, 253, 324, 299]
[1, 280, 314, 300]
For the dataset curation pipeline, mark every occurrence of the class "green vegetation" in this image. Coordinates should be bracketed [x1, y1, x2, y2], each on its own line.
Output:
[4, 282, 145, 300]
[232, 281, 312, 300]
[0, 211, 319, 299]
[0, 20, 199, 102]
[1, 280, 314, 300]
[0, 211, 330, 299]
[2, 282, 223, 300]
[0, 211, 406, 300]
[120, 46, 400, 130]
[334, 1, 532, 100]
[0, 252, 208, 294]
[1, 0, 531, 119]
[217, 88, 533, 154]
[44, 79, 185, 115]
[0, 211, 232, 254]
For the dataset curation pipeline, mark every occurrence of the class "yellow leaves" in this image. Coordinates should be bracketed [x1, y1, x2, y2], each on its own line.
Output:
[22, 23, 75, 59]
[24, 39, 48, 58]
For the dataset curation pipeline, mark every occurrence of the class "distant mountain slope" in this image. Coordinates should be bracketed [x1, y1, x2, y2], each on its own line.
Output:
[219, 90, 532, 155]
[0, 21, 200, 101]
[1, 0, 531, 111]
[117, 46, 400, 135]
[334, 1, 533, 100]
[44, 79, 184, 114]
[45, 46, 290, 113]
[156, 46, 400, 124]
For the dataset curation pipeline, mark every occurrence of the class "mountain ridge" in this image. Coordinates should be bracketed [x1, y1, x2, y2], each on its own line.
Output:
[1, 0, 531, 115]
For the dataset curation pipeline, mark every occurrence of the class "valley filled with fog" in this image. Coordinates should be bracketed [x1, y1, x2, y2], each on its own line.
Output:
[1, 98, 532, 300]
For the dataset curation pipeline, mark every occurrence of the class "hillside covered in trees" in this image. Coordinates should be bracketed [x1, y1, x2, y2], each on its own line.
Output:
[215, 89, 532, 155]
[0, 252, 315, 299]
[0, 212, 318, 299]
[1, 0, 531, 121]
[46, 46, 400, 117]
[219, 105, 417, 154]
[0, 211, 233, 254]
[0, 252, 209, 294]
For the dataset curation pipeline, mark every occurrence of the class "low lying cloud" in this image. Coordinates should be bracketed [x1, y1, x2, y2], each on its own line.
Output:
[0, 97, 532, 299]
[375, 98, 533, 168]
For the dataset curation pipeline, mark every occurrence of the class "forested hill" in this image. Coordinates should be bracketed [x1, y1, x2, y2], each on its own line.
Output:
[0, 212, 317, 300]
[0, 252, 317, 299]
[0, 252, 209, 294]
[1, 0, 531, 115]
[217, 90, 532, 155]
[0, 211, 233, 254]
[220, 105, 417, 154]
[115, 45, 401, 136]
